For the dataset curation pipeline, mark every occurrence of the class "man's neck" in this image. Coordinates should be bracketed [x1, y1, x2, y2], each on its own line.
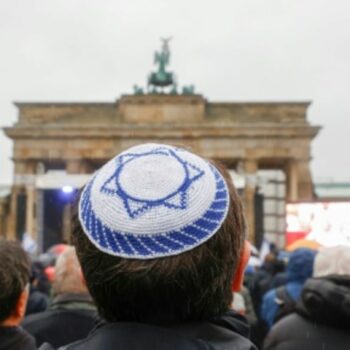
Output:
[1, 317, 20, 327]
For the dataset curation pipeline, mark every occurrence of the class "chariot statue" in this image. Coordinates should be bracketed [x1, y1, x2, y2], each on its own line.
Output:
[147, 37, 177, 93]
[133, 38, 195, 95]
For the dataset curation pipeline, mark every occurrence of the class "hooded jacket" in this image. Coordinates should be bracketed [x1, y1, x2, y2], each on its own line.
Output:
[263, 275, 350, 350]
[260, 248, 316, 328]
[39, 310, 257, 350]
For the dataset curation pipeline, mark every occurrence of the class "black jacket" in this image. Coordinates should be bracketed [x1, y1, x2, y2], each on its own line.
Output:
[264, 275, 350, 350]
[0, 326, 36, 350]
[25, 287, 49, 316]
[22, 293, 98, 348]
[40, 310, 256, 350]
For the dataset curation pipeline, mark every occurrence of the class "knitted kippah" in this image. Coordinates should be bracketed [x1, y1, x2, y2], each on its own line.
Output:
[78, 143, 229, 259]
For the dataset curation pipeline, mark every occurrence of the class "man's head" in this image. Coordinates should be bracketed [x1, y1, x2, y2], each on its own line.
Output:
[286, 248, 316, 283]
[0, 240, 30, 325]
[314, 245, 350, 277]
[72, 143, 246, 323]
[53, 246, 88, 295]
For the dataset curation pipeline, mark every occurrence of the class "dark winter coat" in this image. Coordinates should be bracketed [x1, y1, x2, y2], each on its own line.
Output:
[22, 293, 98, 348]
[263, 275, 350, 350]
[39, 310, 257, 350]
[25, 286, 49, 316]
[0, 326, 36, 350]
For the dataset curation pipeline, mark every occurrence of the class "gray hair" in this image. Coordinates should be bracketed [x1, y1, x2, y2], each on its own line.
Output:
[53, 246, 87, 295]
[314, 245, 350, 277]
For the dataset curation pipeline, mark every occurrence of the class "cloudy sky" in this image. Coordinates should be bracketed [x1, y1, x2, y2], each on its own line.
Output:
[0, 0, 349, 185]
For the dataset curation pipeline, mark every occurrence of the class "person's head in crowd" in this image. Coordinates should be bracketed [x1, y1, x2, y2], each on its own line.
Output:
[53, 246, 87, 296]
[299, 245, 350, 330]
[286, 248, 316, 282]
[313, 245, 350, 277]
[0, 240, 30, 326]
[30, 261, 50, 295]
[263, 251, 280, 274]
[72, 143, 248, 323]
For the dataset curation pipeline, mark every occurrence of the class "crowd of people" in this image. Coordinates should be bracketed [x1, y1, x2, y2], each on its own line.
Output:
[0, 143, 349, 350]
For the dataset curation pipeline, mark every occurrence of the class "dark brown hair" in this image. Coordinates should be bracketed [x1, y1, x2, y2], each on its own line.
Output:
[0, 240, 30, 323]
[72, 161, 245, 323]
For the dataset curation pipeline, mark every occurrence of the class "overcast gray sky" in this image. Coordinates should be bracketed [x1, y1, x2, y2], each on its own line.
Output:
[0, 0, 349, 185]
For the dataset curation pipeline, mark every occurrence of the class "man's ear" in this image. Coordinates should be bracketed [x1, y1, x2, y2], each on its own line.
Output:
[14, 288, 29, 321]
[232, 240, 251, 292]
[3, 287, 30, 326]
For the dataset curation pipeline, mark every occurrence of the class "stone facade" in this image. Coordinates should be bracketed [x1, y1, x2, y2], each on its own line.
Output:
[3, 95, 320, 247]
[0, 187, 10, 238]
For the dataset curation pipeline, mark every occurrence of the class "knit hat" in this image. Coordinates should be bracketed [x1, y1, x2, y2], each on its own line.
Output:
[314, 245, 350, 277]
[79, 143, 229, 259]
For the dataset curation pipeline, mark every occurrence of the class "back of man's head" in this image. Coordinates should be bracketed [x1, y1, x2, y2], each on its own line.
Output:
[72, 144, 246, 323]
[53, 246, 87, 295]
[314, 245, 350, 277]
[0, 239, 30, 324]
[286, 248, 316, 283]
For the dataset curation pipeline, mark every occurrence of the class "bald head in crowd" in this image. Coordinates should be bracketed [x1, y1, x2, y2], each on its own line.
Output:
[53, 246, 87, 295]
[313, 245, 350, 277]
[22, 245, 97, 348]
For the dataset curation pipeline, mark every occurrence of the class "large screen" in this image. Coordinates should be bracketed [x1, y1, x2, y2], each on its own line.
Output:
[286, 202, 350, 247]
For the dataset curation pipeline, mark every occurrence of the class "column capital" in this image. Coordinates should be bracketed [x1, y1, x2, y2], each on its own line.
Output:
[66, 160, 88, 174]
[243, 159, 258, 174]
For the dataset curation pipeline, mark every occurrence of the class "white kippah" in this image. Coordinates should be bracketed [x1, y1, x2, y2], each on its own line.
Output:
[79, 143, 229, 259]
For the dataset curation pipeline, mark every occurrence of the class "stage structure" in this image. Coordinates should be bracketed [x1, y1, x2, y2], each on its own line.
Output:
[2, 39, 320, 250]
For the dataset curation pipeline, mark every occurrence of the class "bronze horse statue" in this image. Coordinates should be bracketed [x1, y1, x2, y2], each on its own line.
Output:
[148, 38, 177, 93]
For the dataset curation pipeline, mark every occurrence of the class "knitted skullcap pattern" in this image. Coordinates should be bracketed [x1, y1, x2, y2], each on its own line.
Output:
[79, 143, 229, 259]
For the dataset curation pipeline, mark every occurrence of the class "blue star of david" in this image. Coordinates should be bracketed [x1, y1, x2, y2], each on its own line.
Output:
[100, 147, 205, 219]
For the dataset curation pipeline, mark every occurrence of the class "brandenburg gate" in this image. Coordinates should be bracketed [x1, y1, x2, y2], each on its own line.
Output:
[1, 39, 320, 250]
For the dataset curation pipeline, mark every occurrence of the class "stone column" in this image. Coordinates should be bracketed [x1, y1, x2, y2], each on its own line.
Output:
[243, 160, 258, 244]
[66, 160, 87, 174]
[10, 161, 37, 241]
[25, 184, 37, 240]
[295, 160, 314, 201]
[0, 199, 7, 238]
[23, 162, 37, 240]
[286, 159, 314, 201]
[62, 203, 72, 243]
[286, 160, 298, 202]
[7, 186, 21, 240]
[36, 189, 44, 253]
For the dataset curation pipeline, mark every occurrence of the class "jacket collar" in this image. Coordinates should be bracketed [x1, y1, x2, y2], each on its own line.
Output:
[72, 310, 255, 350]
[50, 293, 96, 312]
